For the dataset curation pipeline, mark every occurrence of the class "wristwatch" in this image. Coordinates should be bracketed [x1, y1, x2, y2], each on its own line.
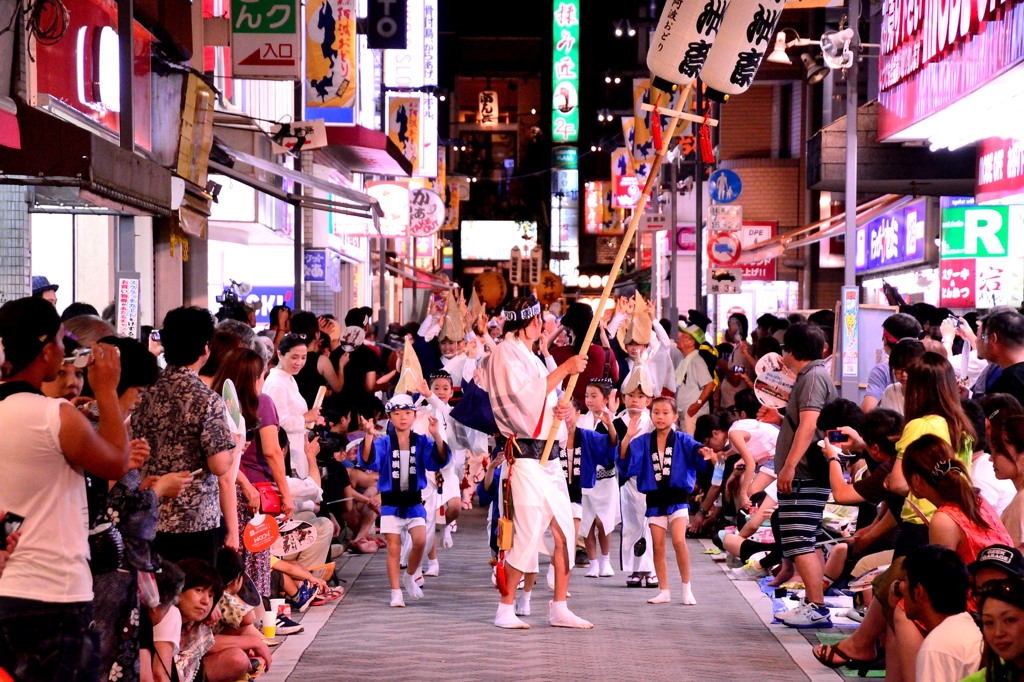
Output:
[827, 456, 841, 464]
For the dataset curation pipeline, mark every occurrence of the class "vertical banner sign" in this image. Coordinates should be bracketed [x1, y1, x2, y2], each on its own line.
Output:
[422, 0, 437, 87]
[232, 0, 301, 79]
[610, 148, 639, 209]
[939, 205, 1024, 309]
[419, 95, 439, 178]
[841, 286, 859, 378]
[478, 90, 498, 125]
[384, 0, 426, 87]
[367, 0, 407, 49]
[552, 0, 580, 143]
[304, 250, 327, 282]
[306, 0, 357, 113]
[116, 276, 140, 339]
[387, 94, 422, 174]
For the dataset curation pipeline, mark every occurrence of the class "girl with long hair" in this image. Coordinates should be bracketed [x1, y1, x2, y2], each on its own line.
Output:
[211, 348, 292, 602]
[903, 434, 1011, 567]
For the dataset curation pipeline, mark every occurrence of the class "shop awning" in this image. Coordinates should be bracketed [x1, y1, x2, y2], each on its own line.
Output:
[315, 125, 413, 177]
[209, 141, 382, 226]
[738, 194, 912, 263]
[0, 100, 172, 216]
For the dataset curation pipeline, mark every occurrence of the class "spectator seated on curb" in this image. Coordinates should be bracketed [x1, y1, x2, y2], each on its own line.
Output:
[139, 559, 185, 682]
[269, 555, 331, 613]
[153, 558, 270, 682]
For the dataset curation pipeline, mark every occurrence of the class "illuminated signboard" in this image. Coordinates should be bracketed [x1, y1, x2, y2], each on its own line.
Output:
[383, 0, 437, 88]
[877, 0, 1024, 139]
[976, 138, 1024, 204]
[854, 198, 928, 273]
[939, 204, 1024, 308]
[551, 0, 580, 144]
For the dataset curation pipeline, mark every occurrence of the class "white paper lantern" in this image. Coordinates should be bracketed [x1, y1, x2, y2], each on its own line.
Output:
[699, 0, 786, 102]
[646, 0, 734, 101]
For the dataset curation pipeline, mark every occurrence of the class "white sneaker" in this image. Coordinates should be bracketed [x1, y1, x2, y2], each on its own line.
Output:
[731, 561, 768, 581]
[390, 589, 405, 608]
[548, 600, 593, 629]
[585, 564, 601, 578]
[403, 572, 423, 600]
[779, 600, 833, 628]
[423, 559, 440, 577]
[514, 592, 532, 616]
[495, 603, 530, 629]
[599, 559, 614, 577]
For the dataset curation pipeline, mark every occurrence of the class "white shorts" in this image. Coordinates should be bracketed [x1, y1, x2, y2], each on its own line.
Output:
[763, 480, 778, 503]
[381, 515, 427, 535]
[648, 508, 689, 530]
[571, 502, 583, 520]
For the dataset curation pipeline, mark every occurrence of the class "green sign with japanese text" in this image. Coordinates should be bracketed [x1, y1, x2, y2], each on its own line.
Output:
[233, 0, 297, 33]
[552, 1, 580, 144]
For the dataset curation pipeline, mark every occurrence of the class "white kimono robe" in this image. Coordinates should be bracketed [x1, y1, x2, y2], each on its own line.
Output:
[483, 334, 573, 574]
[617, 409, 655, 573]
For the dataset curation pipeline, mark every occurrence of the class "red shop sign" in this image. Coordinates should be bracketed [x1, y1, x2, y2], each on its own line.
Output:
[939, 258, 977, 309]
[977, 138, 1024, 203]
[878, 0, 1024, 140]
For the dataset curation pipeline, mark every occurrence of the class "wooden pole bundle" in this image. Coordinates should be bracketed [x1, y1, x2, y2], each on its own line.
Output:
[539, 85, 693, 465]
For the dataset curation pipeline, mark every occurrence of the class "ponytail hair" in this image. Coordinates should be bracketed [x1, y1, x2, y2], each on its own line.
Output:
[902, 434, 988, 530]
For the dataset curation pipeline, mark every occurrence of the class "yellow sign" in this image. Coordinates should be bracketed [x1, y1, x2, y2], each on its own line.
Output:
[305, 0, 357, 109]
[387, 95, 421, 175]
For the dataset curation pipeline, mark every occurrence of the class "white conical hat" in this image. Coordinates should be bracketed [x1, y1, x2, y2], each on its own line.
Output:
[394, 336, 425, 395]
[439, 290, 465, 342]
[621, 357, 655, 397]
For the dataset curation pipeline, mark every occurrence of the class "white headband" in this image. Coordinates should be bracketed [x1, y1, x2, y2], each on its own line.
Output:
[502, 301, 542, 323]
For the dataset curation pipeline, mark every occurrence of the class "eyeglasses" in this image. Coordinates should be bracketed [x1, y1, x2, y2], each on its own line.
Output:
[974, 577, 1024, 603]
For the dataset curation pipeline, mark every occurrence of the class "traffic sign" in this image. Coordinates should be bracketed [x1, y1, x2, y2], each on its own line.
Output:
[709, 169, 742, 203]
[707, 231, 742, 266]
[232, 0, 301, 79]
[708, 268, 742, 294]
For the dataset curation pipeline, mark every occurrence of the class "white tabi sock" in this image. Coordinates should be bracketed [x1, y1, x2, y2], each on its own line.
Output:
[680, 582, 696, 605]
[647, 590, 672, 604]
[390, 589, 405, 607]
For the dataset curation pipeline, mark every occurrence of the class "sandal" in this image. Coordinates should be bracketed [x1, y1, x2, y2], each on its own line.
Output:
[626, 574, 643, 588]
[643, 575, 660, 588]
[812, 643, 880, 672]
[313, 586, 345, 606]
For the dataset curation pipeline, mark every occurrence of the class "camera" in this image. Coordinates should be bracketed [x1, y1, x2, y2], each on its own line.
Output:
[827, 430, 846, 443]
[733, 365, 745, 374]
[947, 314, 960, 328]
[309, 426, 344, 466]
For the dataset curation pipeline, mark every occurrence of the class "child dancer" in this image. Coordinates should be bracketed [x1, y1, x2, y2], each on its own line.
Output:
[579, 378, 620, 578]
[616, 365, 657, 587]
[359, 394, 448, 607]
[619, 396, 714, 605]
[415, 371, 464, 576]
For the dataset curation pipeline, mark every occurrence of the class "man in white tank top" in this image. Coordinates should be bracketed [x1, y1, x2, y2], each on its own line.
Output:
[0, 297, 131, 681]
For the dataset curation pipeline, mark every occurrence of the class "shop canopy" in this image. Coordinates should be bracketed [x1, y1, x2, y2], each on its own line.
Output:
[737, 194, 914, 264]
[209, 141, 382, 229]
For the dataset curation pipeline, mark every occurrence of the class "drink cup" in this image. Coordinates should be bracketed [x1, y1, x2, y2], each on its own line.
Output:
[262, 622, 276, 639]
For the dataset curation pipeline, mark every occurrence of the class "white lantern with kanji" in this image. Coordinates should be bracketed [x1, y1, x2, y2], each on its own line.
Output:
[646, 0, 734, 103]
[699, 0, 786, 102]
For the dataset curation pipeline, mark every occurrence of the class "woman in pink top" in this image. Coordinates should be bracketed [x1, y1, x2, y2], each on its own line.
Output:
[903, 434, 1012, 570]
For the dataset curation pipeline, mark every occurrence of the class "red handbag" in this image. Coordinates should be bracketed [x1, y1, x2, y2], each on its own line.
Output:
[253, 481, 282, 514]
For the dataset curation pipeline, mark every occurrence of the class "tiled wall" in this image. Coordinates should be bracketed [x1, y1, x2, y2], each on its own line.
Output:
[0, 186, 31, 303]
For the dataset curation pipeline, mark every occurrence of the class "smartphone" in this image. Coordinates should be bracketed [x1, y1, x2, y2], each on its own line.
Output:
[827, 430, 846, 443]
[0, 511, 24, 546]
[733, 365, 745, 374]
[947, 314, 960, 328]
[190, 468, 204, 478]
[150, 330, 161, 342]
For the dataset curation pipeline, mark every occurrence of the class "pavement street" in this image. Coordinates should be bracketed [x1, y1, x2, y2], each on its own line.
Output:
[261, 507, 851, 681]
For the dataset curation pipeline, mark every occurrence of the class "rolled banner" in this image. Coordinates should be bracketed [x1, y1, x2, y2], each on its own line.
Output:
[699, 0, 786, 102]
[646, 0, 734, 102]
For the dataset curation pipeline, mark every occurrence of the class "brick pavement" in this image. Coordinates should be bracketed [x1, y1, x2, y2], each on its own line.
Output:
[262, 508, 846, 682]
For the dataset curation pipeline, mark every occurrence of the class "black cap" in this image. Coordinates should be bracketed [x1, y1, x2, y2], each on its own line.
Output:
[969, 544, 1024, 579]
[0, 296, 62, 374]
[685, 309, 712, 331]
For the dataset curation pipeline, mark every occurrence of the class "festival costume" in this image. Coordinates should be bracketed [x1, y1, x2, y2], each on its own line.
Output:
[560, 419, 616, 523]
[578, 412, 621, 535]
[363, 424, 449, 526]
[620, 429, 709, 520]
[616, 410, 655, 575]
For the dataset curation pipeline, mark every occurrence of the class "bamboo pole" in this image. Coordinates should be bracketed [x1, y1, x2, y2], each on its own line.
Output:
[539, 84, 693, 466]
